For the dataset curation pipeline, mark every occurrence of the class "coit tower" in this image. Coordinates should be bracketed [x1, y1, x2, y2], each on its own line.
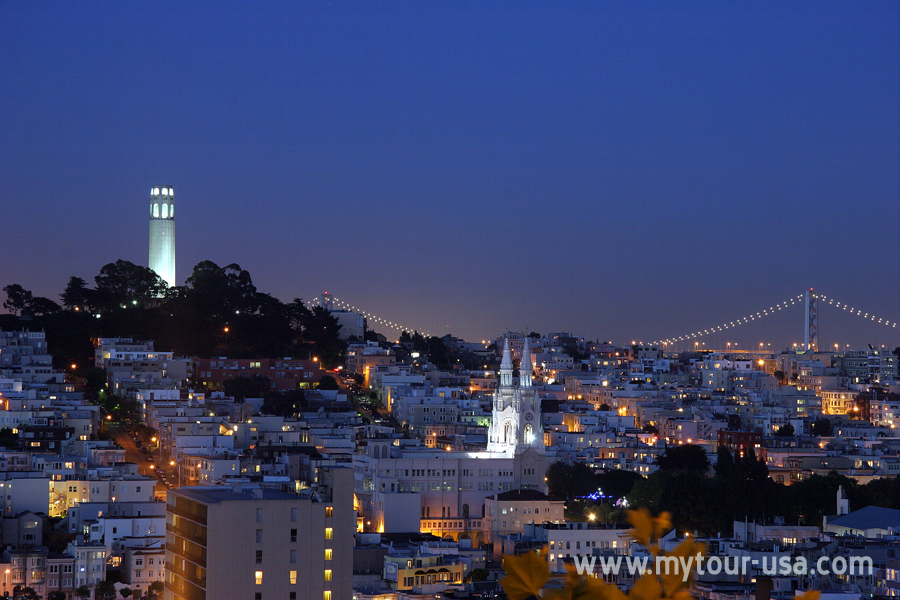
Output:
[149, 186, 176, 289]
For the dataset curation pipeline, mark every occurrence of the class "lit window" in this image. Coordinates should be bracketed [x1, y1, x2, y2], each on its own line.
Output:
[324, 569, 332, 581]
[290, 570, 297, 584]
[255, 571, 263, 585]
[325, 507, 333, 518]
[324, 549, 332, 561]
[325, 528, 333, 540]
[324, 593, 332, 600]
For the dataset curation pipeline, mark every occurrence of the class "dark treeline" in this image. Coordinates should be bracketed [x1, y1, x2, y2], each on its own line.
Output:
[549, 445, 899, 535]
[2, 260, 349, 369]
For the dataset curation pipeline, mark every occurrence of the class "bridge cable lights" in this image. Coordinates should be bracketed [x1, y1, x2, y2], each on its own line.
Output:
[648, 292, 897, 346]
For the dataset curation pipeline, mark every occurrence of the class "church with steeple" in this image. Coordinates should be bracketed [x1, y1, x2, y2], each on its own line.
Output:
[487, 338, 545, 456]
[352, 334, 549, 542]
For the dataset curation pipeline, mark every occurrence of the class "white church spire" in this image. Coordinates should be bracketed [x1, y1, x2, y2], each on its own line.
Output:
[499, 338, 513, 388]
[520, 338, 532, 388]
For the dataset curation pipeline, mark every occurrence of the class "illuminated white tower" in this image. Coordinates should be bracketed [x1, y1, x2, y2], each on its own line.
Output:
[149, 186, 176, 289]
[487, 338, 544, 456]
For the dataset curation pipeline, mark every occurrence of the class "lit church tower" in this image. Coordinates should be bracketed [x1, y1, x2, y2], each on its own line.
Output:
[487, 338, 544, 456]
[149, 186, 176, 289]
[520, 337, 533, 388]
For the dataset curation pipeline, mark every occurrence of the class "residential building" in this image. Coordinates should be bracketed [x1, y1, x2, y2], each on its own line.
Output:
[165, 466, 354, 600]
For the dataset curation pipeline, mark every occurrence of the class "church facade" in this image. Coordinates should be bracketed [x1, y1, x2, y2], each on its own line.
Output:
[487, 338, 544, 456]
[353, 339, 549, 542]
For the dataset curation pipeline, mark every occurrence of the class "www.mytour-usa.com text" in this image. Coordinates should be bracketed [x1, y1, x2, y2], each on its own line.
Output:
[572, 554, 873, 582]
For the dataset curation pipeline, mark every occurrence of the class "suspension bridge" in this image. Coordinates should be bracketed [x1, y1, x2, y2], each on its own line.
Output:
[310, 289, 898, 351]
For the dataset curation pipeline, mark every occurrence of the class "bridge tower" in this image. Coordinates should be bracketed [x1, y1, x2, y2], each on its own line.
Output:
[804, 288, 819, 351]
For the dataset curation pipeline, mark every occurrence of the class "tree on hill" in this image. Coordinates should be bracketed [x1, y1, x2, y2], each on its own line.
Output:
[713, 446, 735, 479]
[596, 469, 642, 500]
[61, 276, 95, 310]
[426, 336, 450, 368]
[810, 417, 834, 437]
[546, 461, 598, 501]
[261, 389, 306, 416]
[26, 296, 61, 316]
[94, 260, 168, 309]
[317, 375, 339, 391]
[84, 367, 108, 397]
[182, 261, 258, 317]
[656, 444, 710, 473]
[3, 284, 33, 315]
[775, 422, 795, 436]
[222, 375, 272, 401]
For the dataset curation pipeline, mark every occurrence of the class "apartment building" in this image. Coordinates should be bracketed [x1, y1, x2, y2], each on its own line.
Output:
[165, 467, 354, 600]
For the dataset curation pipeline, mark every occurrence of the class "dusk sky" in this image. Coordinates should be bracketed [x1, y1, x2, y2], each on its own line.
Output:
[2, 2, 898, 349]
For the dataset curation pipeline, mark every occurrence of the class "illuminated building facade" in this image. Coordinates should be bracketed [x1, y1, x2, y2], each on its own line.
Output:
[165, 467, 353, 600]
[149, 186, 176, 289]
[486, 339, 544, 456]
[355, 340, 547, 541]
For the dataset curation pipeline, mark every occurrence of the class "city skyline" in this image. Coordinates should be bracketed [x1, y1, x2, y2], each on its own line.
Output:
[1, 2, 898, 345]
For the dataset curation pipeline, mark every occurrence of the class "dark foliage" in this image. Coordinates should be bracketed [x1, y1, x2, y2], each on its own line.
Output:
[317, 375, 339, 390]
[2, 260, 349, 371]
[261, 389, 307, 416]
[546, 461, 601, 501]
[774, 422, 795, 436]
[223, 375, 272, 401]
[656, 444, 710, 473]
[810, 417, 834, 437]
[629, 448, 900, 536]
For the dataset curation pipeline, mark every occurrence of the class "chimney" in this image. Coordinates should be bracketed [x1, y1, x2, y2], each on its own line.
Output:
[837, 485, 849, 516]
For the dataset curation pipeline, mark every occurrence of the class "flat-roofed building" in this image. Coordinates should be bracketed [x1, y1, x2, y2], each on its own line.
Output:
[165, 466, 354, 600]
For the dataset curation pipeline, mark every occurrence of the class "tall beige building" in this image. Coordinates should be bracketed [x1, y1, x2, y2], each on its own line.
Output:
[165, 467, 354, 600]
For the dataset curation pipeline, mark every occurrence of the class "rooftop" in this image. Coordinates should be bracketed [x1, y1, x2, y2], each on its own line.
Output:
[828, 506, 900, 531]
[170, 486, 299, 504]
[492, 488, 558, 502]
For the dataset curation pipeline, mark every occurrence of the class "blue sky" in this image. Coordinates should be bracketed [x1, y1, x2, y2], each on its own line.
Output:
[1, 1, 898, 347]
